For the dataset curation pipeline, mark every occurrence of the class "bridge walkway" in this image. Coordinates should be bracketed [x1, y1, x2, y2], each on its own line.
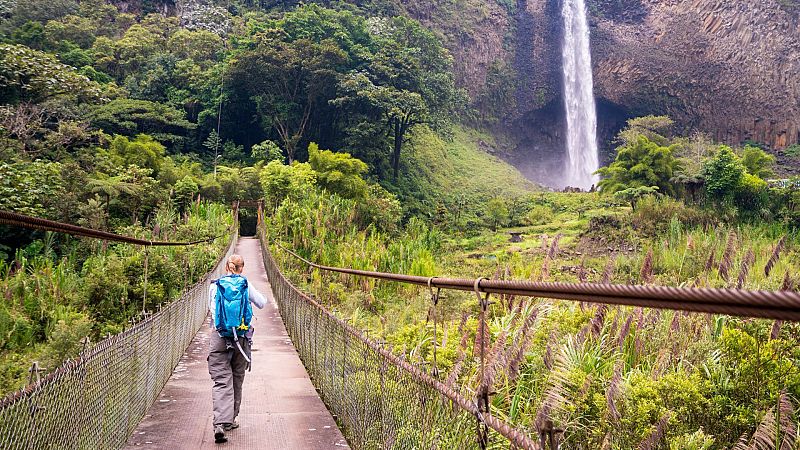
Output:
[125, 237, 348, 449]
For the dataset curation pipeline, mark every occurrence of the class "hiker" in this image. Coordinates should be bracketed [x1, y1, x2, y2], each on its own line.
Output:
[207, 254, 266, 444]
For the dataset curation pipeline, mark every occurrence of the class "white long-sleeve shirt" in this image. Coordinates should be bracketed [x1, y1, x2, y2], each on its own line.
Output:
[208, 277, 266, 323]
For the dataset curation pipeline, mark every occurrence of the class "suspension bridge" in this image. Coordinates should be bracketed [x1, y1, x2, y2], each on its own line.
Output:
[1, 208, 799, 449]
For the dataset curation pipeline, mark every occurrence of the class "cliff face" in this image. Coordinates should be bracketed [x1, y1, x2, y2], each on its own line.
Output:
[406, 0, 800, 182]
[591, 0, 800, 150]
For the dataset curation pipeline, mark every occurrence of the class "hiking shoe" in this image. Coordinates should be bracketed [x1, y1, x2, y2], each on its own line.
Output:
[223, 420, 239, 431]
[214, 425, 227, 444]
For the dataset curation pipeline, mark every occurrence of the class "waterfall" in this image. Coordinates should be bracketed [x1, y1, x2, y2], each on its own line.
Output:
[561, 0, 599, 190]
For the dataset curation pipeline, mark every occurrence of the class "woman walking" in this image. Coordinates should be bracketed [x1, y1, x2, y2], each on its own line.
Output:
[207, 254, 266, 444]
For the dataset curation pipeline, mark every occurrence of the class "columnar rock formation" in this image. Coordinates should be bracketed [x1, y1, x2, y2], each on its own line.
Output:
[591, 0, 800, 150]
[407, 0, 800, 183]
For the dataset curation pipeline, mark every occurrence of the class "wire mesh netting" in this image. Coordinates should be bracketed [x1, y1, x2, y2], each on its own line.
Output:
[260, 238, 539, 450]
[0, 234, 237, 450]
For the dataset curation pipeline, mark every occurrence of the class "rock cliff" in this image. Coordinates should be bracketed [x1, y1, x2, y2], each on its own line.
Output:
[591, 0, 800, 150]
[404, 0, 800, 182]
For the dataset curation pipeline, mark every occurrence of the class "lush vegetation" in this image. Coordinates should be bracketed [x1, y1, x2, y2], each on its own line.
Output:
[3, 1, 800, 449]
[0, 0, 528, 394]
[266, 115, 800, 448]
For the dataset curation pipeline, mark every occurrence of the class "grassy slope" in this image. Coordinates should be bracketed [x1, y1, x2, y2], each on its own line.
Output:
[398, 125, 538, 211]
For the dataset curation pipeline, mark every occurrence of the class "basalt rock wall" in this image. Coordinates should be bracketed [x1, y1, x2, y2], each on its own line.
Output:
[591, 0, 800, 150]
[406, 0, 800, 182]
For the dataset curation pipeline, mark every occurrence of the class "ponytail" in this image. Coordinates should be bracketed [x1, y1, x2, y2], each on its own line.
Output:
[226, 254, 245, 274]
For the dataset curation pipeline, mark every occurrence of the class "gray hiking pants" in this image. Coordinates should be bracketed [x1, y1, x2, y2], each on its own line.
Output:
[208, 331, 251, 426]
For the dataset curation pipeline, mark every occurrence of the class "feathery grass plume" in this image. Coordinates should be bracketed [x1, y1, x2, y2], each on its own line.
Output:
[731, 433, 750, 450]
[606, 361, 623, 423]
[764, 235, 787, 277]
[640, 248, 654, 284]
[783, 271, 795, 291]
[704, 250, 716, 274]
[618, 313, 634, 349]
[473, 313, 490, 359]
[741, 394, 797, 450]
[506, 307, 539, 383]
[654, 348, 673, 378]
[591, 304, 608, 337]
[446, 313, 471, 386]
[608, 308, 620, 337]
[772, 272, 796, 340]
[778, 391, 797, 449]
[576, 323, 590, 345]
[637, 411, 671, 450]
[457, 311, 469, 344]
[534, 382, 567, 438]
[445, 357, 465, 388]
[508, 301, 521, 330]
[634, 333, 644, 358]
[507, 294, 516, 313]
[669, 311, 681, 333]
[750, 409, 778, 449]
[540, 234, 562, 281]
[577, 375, 593, 399]
[645, 309, 661, 327]
[718, 231, 737, 282]
[602, 256, 617, 284]
[636, 306, 645, 328]
[735, 248, 755, 289]
[686, 235, 695, 251]
[541, 259, 551, 281]
[544, 332, 556, 370]
[482, 330, 508, 393]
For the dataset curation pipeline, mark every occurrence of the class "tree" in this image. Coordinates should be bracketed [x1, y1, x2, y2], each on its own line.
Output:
[89, 99, 195, 147]
[614, 186, 660, 210]
[109, 134, 166, 174]
[740, 145, 775, 179]
[5, 0, 78, 28]
[596, 136, 680, 196]
[486, 197, 509, 231]
[307, 142, 368, 199]
[0, 161, 64, 217]
[251, 140, 283, 164]
[259, 161, 317, 209]
[86, 172, 137, 227]
[334, 73, 427, 178]
[702, 146, 745, 203]
[228, 37, 346, 163]
[616, 115, 674, 147]
[672, 133, 716, 204]
[0, 43, 103, 104]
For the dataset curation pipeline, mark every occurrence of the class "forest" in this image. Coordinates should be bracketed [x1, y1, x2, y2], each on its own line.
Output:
[2, 0, 800, 448]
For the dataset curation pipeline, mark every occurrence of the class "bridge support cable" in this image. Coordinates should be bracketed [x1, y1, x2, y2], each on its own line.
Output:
[260, 236, 542, 450]
[0, 209, 239, 449]
[274, 243, 800, 321]
[0, 209, 229, 246]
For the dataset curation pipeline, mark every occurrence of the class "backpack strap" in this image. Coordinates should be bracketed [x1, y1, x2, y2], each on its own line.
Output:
[237, 278, 249, 330]
[214, 279, 228, 326]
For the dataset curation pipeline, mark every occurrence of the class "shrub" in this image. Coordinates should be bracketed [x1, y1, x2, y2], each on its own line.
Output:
[523, 205, 554, 225]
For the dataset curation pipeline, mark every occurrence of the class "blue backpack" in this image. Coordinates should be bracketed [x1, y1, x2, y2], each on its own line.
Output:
[213, 274, 253, 338]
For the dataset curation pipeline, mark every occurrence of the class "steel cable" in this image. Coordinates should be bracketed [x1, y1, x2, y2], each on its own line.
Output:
[0, 210, 227, 246]
[274, 242, 800, 321]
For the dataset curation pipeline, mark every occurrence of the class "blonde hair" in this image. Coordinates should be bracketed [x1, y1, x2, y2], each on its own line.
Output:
[226, 254, 245, 274]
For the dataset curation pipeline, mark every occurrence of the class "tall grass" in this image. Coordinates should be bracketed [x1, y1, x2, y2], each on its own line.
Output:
[0, 202, 232, 393]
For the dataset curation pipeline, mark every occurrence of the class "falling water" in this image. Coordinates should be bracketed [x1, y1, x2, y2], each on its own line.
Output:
[561, 0, 599, 190]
